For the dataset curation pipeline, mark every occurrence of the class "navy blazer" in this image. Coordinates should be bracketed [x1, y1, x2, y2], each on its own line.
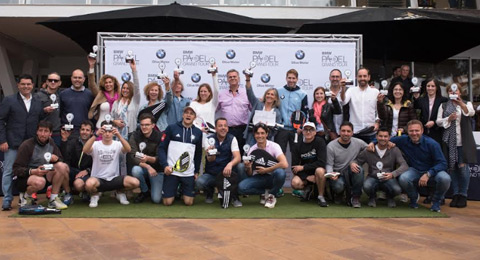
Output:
[0, 93, 44, 149]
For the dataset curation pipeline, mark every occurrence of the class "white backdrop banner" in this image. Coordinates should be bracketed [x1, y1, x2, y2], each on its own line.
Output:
[103, 38, 358, 108]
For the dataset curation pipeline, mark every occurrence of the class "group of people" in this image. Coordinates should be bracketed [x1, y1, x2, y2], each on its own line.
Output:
[0, 57, 475, 213]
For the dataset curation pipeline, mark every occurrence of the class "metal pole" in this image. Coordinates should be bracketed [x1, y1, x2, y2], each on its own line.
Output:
[469, 57, 473, 102]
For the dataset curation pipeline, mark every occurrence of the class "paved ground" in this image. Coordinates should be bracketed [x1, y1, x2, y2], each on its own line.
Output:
[1, 196, 479, 260]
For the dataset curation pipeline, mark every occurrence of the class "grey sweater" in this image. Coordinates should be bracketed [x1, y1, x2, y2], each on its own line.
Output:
[326, 137, 366, 173]
[353, 146, 408, 179]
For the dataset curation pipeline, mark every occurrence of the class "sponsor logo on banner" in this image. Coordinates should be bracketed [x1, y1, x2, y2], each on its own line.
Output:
[291, 50, 309, 65]
[322, 51, 348, 67]
[113, 50, 140, 66]
[260, 73, 271, 83]
[183, 50, 209, 66]
[252, 51, 279, 66]
[217, 74, 229, 90]
[226, 49, 236, 59]
[298, 78, 314, 91]
[121, 72, 131, 82]
[156, 49, 166, 59]
[191, 73, 201, 83]
[295, 50, 305, 60]
[147, 74, 160, 83]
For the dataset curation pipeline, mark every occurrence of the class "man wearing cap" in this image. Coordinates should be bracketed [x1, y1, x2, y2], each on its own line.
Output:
[158, 106, 203, 206]
[290, 121, 328, 207]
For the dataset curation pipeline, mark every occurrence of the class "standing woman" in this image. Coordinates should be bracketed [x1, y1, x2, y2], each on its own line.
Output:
[88, 70, 121, 130]
[436, 83, 476, 208]
[111, 60, 140, 139]
[308, 87, 341, 142]
[378, 82, 417, 137]
[243, 76, 282, 146]
[414, 78, 449, 144]
[189, 69, 219, 133]
[138, 77, 172, 132]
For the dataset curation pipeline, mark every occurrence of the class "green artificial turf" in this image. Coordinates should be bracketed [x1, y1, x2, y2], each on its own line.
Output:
[11, 193, 448, 219]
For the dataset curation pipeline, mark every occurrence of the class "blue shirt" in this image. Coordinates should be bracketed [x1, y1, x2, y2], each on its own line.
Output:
[390, 135, 447, 177]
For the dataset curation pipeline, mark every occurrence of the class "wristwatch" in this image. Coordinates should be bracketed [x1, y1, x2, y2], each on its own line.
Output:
[425, 172, 431, 178]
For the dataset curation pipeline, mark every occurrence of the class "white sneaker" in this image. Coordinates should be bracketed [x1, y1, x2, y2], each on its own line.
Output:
[89, 195, 100, 208]
[116, 192, 130, 205]
[264, 194, 277, 209]
[259, 194, 266, 205]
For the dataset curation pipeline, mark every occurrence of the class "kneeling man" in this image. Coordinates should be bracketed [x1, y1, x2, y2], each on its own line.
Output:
[13, 121, 70, 210]
[354, 127, 407, 208]
[83, 121, 139, 207]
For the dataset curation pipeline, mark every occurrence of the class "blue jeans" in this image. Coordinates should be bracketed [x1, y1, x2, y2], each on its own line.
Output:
[450, 146, 470, 197]
[238, 168, 286, 196]
[399, 167, 451, 202]
[330, 168, 364, 197]
[131, 166, 164, 204]
[2, 149, 17, 205]
[195, 173, 216, 195]
[363, 177, 402, 198]
[236, 163, 247, 183]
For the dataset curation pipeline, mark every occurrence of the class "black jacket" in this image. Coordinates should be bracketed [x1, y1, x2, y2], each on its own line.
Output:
[60, 137, 93, 172]
[308, 98, 342, 134]
[0, 93, 44, 149]
[414, 95, 448, 143]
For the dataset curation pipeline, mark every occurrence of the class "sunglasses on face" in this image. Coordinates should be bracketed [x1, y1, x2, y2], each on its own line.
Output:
[47, 79, 60, 83]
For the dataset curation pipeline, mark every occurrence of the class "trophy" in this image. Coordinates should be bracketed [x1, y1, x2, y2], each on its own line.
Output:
[49, 94, 58, 109]
[344, 70, 353, 85]
[207, 57, 218, 74]
[174, 58, 184, 74]
[242, 144, 251, 161]
[135, 142, 147, 159]
[89, 45, 98, 59]
[104, 114, 113, 131]
[410, 77, 420, 93]
[207, 138, 218, 156]
[157, 62, 167, 79]
[125, 50, 134, 63]
[43, 152, 54, 171]
[376, 161, 385, 179]
[449, 83, 459, 100]
[243, 61, 256, 77]
[380, 80, 389, 95]
[64, 113, 74, 131]
[325, 82, 331, 97]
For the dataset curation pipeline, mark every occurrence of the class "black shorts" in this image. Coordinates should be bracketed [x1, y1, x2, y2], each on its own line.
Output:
[15, 175, 49, 193]
[162, 175, 195, 198]
[296, 170, 315, 181]
[96, 176, 126, 192]
[69, 168, 90, 186]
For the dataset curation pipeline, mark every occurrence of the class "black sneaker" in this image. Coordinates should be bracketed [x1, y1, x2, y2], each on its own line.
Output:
[134, 192, 147, 204]
[449, 194, 459, 207]
[300, 185, 313, 202]
[456, 195, 467, 208]
[317, 196, 328, 207]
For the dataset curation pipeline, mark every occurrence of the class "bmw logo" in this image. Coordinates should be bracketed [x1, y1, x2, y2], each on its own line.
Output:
[226, 49, 236, 59]
[295, 50, 305, 60]
[121, 72, 131, 82]
[261, 73, 271, 83]
[156, 49, 166, 59]
[191, 73, 201, 83]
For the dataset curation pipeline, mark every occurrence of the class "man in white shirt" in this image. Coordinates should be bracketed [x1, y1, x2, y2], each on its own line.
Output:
[328, 69, 347, 133]
[83, 121, 139, 208]
[341, 67, 381, 144]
